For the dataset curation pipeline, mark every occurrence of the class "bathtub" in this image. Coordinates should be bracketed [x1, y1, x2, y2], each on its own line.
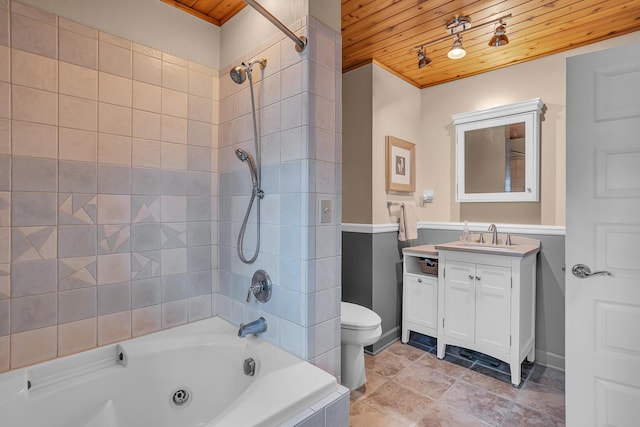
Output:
[0, 317, 346, 427]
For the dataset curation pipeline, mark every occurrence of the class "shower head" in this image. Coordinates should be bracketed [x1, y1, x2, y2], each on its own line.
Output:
[235, 148, 250, 162]
[229, 58, 267, 84]
[230, 65, 247, 84]
[235, 148, 258, 188]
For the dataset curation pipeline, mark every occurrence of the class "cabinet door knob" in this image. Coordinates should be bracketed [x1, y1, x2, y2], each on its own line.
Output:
[476, 276, 481, 281]
[418, 278, 422, 283]
[468, 275, 474, 280]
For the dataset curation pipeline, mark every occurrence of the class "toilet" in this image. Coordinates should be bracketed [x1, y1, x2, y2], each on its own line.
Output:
[340, 301, 382, 390]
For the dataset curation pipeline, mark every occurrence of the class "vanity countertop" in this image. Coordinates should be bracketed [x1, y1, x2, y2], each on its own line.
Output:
[435, 235, 540, 258]
[402, 244, 438, 257]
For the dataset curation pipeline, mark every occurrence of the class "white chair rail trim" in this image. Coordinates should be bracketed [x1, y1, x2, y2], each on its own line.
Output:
[342, 221, 566, 236]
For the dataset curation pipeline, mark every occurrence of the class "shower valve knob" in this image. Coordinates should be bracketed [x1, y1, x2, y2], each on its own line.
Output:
[247, 270, 272, 303]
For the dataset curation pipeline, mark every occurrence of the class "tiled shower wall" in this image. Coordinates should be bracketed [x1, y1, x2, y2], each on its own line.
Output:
[0, 1, 218, 371]
[217, 17, 343, 376]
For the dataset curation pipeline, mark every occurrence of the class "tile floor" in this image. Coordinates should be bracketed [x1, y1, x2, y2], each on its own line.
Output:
[349, 334, 565, 426]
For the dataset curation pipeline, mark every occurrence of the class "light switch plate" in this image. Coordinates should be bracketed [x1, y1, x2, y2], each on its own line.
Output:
[320, 199, 331, 224]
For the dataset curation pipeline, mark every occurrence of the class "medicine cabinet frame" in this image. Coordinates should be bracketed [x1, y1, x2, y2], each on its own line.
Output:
[453, 98, 544, 202]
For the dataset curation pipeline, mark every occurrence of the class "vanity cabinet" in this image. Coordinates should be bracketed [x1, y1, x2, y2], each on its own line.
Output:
[435, 238, 539, 386]
[401, 245, 439, 343]
[443, 261, 511, 354]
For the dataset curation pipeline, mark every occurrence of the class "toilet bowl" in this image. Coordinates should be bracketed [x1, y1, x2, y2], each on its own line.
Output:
[340, 301, 382, 390]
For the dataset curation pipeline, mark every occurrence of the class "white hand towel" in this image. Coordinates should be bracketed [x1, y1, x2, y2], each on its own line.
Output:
[398, 202, 418, 241]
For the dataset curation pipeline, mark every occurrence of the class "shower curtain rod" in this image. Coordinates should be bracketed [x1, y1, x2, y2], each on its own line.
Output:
[244, 0, 308, 52]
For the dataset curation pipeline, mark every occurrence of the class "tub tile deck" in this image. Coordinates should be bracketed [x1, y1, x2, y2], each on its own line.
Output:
[349, 336, 565, 427]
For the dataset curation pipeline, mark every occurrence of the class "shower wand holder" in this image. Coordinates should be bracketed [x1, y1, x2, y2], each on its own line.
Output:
[246, 270, 272, 303]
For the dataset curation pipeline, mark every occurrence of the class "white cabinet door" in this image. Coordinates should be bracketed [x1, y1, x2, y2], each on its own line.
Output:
[443, 261, 475, 343]
[405, 275, 437, 329]
[475, 264, 511, 355]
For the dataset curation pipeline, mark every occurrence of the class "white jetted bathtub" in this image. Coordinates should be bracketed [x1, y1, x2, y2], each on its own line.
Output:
[0, 317, 346, 427]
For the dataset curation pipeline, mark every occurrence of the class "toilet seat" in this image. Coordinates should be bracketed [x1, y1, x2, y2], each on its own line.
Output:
[341, 302, 381, 331]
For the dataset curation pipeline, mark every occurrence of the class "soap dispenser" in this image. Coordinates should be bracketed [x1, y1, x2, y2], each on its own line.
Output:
[461, 220, 470, 242]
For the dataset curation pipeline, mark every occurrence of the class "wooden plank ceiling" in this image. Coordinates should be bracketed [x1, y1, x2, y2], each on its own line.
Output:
[164, 0, 640, 88]
[160, 0, 246, 25]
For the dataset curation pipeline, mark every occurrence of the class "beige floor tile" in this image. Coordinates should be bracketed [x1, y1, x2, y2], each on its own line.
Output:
[502, 403, 565, 427]
[416, 352, 469, 379]
[350, 370, 389, 401]
[394, 363, 457, 400]
[440, 381, 514, 425]
[364, 351, 411, 378]
[417, 403, 489, 427]
[515, 381, 566, 421]
[350, 344, 565, 426]
[363, 379, 434, 424]
[460, 369, 519, 400]
[527, 364, 566, 392]
[385, 340, 426, 362]
[350, 401, 412, 427]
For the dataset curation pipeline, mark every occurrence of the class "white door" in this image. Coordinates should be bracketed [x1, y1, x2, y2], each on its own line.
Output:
[475, 264, 511, 355]
[443, 261, 475, 343]
[566, 41, 640, 426]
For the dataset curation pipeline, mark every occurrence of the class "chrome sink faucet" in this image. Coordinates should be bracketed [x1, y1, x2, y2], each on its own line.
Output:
[488, 224, 498, 245]
[238, 317, 267, 338]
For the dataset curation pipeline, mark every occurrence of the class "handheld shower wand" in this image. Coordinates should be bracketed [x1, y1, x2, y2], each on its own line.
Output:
[235, 148, 261, 197]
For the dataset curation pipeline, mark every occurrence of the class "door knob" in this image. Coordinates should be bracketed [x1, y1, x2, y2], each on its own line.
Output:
[571, 264, 612, 279]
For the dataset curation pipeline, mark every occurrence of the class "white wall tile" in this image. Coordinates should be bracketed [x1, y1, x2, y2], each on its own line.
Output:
[279, 318, 303, 357]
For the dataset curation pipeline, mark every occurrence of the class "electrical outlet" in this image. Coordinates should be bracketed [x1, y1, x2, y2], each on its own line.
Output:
[320, 199, 331, 224]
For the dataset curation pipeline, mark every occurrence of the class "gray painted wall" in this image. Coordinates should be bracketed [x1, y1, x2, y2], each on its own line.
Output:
[342, 232, 373, 308]
[342, 231, 411, 353]
[342, 228, 566, 366]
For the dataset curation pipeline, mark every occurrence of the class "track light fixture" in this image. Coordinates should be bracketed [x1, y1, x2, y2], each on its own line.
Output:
[489, 21, 509, 47]
[414, 13, 511, 69]
[417, 48, 432, 68]
[447, 36, 466, 59]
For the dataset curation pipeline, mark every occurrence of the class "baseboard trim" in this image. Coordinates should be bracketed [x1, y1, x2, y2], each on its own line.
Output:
[366, 327, 401, 355]
[535, 349, 565, 371]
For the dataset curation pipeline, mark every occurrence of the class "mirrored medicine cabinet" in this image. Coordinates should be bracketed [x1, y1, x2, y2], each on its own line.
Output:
[453, 98, 544, 202]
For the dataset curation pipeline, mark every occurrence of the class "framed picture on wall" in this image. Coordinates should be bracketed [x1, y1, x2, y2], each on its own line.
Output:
[386, 136, 415, 192]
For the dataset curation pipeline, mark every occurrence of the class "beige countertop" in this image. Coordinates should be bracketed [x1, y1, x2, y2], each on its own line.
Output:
[402, 244, 438, 257]
[434, 234, 540, 258]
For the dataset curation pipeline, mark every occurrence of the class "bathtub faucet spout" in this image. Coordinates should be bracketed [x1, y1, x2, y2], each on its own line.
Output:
[238, 317, 267, 337]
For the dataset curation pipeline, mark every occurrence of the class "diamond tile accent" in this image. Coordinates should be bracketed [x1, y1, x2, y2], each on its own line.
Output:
[58, 256, 97, 290]
[59, 193, 97, 225]
[98, 224, 130, 254]
[0, 192, 9, 226]
[12, 226, 56, 262]
[161, 223, 187, 249]
[131, 250, 161, 280]
[131, 196, 160, 223]
[0, 264, 9, 299]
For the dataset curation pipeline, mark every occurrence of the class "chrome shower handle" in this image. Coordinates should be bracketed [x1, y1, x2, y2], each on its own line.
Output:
[246, 270, 272, 303]
[571, 264, 612, 279]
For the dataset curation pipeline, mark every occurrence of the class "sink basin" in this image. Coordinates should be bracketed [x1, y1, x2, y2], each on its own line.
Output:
[460, 243, 514, 252]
